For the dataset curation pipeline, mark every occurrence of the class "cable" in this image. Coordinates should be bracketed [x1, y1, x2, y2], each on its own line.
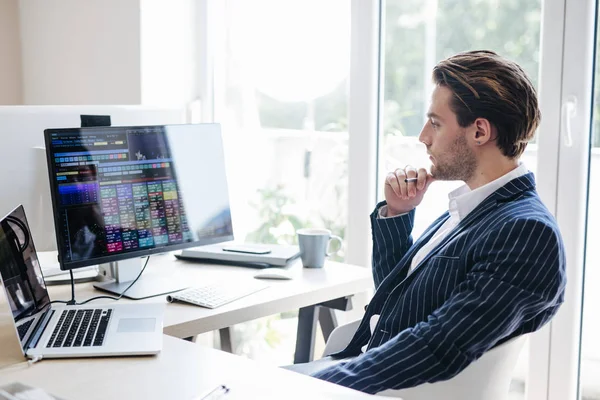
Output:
[49, 256, 151, 305]
[76, 295, 121, 305]
[0, 355, 43, 372]
[66, 269, 76, 305]
[4, 216, 37, 309]
[5, 216, 30, 251]
[49, 265, 77, 305]
[76, 256, 150, 305]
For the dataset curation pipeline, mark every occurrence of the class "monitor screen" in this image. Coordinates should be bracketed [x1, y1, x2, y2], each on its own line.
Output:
[44, 124, 233, 270]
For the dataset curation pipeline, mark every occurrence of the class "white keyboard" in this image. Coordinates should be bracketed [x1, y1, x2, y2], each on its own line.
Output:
[166, 279, 269, 309]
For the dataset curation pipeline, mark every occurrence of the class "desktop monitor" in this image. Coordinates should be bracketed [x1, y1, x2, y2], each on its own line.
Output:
[0, 105, 185, 252]
[43, 123, 233, 298]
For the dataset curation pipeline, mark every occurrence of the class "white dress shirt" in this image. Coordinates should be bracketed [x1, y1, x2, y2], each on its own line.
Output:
[362, 164, 529, 352]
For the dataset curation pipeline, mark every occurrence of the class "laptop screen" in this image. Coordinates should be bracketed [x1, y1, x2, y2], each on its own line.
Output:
[0, 205, 51, 326]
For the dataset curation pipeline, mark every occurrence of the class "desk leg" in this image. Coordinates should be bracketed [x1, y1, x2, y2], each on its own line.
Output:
[219, 328, 233, 353]
[294, 305, 319, 364]
[318, 307, 337, 343]
[294, 296, 352, 364]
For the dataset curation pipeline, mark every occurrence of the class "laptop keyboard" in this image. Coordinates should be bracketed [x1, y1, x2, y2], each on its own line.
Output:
[17, 319, 34, 341]
[46, 309, 113, 348]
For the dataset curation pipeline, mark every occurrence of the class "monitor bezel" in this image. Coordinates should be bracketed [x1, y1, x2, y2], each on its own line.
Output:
[44, 124, 234, 271]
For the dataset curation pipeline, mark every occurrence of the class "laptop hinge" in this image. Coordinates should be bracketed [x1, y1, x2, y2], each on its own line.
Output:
[25, 309, 54, 351]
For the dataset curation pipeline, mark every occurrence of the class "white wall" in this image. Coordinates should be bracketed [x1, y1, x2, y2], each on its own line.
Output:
[0, 0, 23, 105]
[140, 0, 198, 107]
[19, 0, 142, 105]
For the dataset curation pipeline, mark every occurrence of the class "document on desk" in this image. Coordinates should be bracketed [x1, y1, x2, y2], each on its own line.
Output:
[0, 382, 66, 400]
[194, 383, 349, 400]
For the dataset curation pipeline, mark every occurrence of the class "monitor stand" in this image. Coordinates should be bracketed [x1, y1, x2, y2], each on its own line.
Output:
[93, 257, 187, 300]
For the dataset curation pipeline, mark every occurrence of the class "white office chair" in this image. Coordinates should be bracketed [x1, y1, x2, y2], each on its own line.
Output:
[322, 320, 527, 400]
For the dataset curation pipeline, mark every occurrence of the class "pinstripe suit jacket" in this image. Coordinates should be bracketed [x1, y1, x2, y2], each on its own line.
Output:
[312, 173, 566, 394]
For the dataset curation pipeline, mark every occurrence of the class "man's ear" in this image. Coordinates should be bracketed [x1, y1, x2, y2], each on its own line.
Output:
[472, 118, 493, 146]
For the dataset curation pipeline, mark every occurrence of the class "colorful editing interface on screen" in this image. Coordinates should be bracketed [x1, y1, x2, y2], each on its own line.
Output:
[47, 126, 232, 264]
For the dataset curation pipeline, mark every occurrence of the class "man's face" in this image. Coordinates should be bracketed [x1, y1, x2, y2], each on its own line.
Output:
[418, 85, 477, 181]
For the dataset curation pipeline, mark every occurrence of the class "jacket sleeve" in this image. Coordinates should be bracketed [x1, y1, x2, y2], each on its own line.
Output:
[312, 218, 566, 394]
[370, 201, 415, 288]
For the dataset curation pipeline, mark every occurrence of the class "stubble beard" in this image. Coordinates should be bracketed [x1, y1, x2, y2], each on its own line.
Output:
[430, 134, 477, 182]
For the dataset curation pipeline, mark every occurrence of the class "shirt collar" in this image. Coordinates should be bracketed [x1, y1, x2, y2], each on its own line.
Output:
[448, 163, 529, 220]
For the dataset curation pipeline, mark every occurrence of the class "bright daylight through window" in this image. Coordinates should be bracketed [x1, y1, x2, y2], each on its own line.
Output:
[214, 0, 350, 364]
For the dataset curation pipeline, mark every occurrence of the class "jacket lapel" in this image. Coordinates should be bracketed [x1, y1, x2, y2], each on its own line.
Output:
[403, 173, 537, 278]
[375, 212, 450, 291]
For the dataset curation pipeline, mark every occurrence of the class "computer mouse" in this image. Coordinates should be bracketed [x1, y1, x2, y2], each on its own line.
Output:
[253, 268, 293, 280]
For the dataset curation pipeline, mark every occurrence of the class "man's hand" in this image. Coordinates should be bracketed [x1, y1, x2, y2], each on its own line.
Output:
[384, 166, 435, 216]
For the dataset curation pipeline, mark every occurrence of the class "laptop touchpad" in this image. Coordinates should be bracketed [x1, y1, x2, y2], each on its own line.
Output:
[117, 318, 156, 333]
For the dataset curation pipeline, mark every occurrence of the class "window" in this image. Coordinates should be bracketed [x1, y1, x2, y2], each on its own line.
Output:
[211, 0, 350, 363]
[578, 18, 600, 400]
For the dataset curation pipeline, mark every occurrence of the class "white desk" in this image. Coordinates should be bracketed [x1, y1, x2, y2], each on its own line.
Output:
[0, 335, 386, 399]
[46, 253, 373, 362]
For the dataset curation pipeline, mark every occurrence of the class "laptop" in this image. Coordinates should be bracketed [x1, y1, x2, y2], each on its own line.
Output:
[0, 205, 164, 359]
[178, 243, 301, 268]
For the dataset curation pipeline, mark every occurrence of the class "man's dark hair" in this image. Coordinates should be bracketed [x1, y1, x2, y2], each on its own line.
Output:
[432, 50, 541, 159]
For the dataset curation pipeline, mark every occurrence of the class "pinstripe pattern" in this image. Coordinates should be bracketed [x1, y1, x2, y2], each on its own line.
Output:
[311, 173, 566, 394]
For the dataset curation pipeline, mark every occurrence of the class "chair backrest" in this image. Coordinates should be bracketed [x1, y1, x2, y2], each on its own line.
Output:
[323, 319, 362, 357]
[378, 335, 527, 400]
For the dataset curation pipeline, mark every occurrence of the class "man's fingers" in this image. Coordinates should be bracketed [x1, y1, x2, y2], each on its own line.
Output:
[386, 166, 433, 202]
[416, 168, 428, 190]
[404, 166, 417, 197]
[425, 173, 436, 190]
[386, 172, 401, 197]
[394, 168, 408, 199]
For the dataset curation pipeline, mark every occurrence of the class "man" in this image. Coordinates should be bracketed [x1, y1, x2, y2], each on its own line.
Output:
[289, 50, 566, 394]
